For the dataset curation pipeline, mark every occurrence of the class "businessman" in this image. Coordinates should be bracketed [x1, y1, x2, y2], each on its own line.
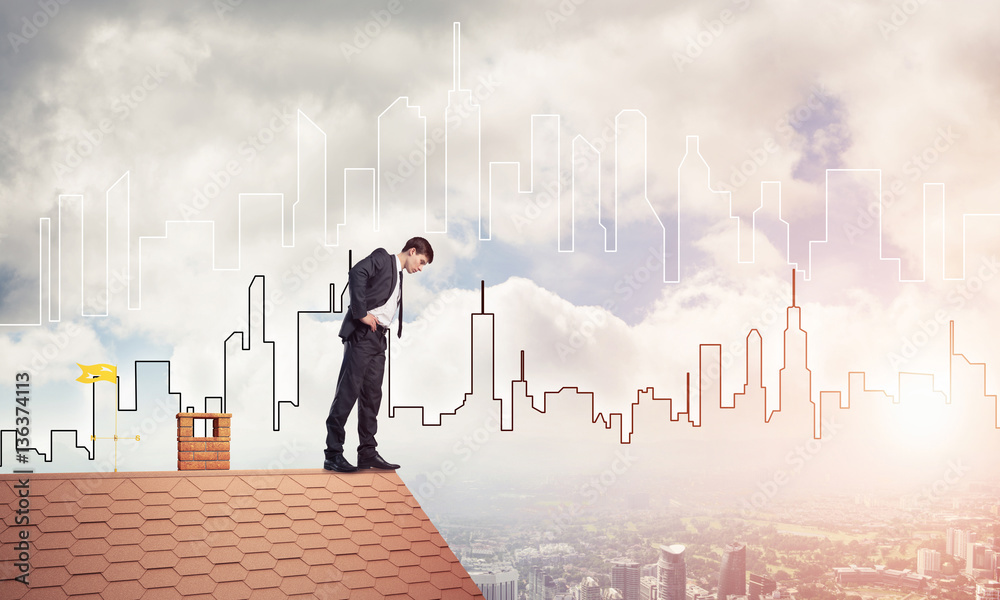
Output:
[323, 237, 434, 472]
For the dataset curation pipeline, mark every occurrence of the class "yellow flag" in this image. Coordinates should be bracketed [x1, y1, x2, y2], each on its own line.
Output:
[76, 363, 117, 384]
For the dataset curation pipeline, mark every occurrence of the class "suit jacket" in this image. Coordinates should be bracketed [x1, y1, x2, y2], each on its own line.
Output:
[338, 248, 400, 340]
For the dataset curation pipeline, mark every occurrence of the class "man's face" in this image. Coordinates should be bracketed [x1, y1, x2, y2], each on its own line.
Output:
[402, 250, 429, 274]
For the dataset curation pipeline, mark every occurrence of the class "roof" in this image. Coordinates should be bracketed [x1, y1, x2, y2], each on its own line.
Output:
[0, 469, 485, 599]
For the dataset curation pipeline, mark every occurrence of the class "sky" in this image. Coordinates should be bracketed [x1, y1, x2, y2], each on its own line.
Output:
[2, 0, 1000, 522]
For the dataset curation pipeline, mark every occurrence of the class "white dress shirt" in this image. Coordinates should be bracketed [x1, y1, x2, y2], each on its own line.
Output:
[368, 254, 402, 328]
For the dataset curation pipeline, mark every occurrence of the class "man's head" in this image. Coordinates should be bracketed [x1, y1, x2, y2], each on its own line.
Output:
[399, 237, 433, 274]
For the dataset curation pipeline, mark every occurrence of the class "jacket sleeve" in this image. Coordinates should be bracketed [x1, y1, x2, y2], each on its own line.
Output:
[346, 248, 386, 320]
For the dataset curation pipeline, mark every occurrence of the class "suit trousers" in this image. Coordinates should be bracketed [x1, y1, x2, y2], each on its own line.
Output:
[325, 326, 387, 460]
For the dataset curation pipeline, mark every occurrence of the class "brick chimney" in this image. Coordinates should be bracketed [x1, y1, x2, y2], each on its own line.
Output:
[176, 413, 232, 470]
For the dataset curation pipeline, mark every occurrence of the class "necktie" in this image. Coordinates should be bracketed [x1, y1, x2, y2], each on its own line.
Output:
[396, 270, 403, 338]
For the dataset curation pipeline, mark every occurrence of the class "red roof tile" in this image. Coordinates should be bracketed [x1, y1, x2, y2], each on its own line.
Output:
[300, 547, 335, 566]
[173, 573, 216, 595]
[212, 580, 253, 599]
[245, 568, 282, 590]
[311, 581, 351, 599]
[174, 510, 208, 527]
[269, 542, 303, 560]
[352, 530, 382, 546]
[36, 515, 76, 533]
[388, 549, 421, 568]
[342, 569, 378, 590]
[107, 512, 145, 529]
[105, 560, 146, 581]
[358, 544, 391, 562]
[34, 531, 74, 550]
[66, 553, 110, 575]
[173, 540, 212, 558]
[359, 496, 388, 510]
[242, 551, 277, 571]
[105, 543, 144, 563]
[39, 501, 75, 517]
[206, 546, 243, 563]
[77, 493, 113, 508]
[107, 527, 145, 546]
[259, 513, 292, 530]
[273, 558, 309, 577]
[278, 574, 316, 595]
[236, 537, 272, 555]
[110, 480, 145, 500]
[399, 564, 434, 584]
[62, 571, 108, 595]
[306, 563, 343, 584]
[431, 569, 466, 590]
[333, 553, 367, 573]
[289, 519, 322, 535]
[256, 500, 285, 514]
[366, 558, 399, 579]
[172, 497, 203, 512]
[140, 550, 180, 570]
[201, 502, 233, 518]
[205, 530, 240, 548]
[169, 479, 203, 499]
[138, 504, 174, 519]
[50, 481, 83, 503]
[104, 579, 146, 598]
[262, 526, 296, 544]
[140, 533, 179, 551]
[233, 521, 266, 538]
[0, 470, 483, 599]
[29, 565, 71, 587]
[208, 562, 248, 582]
[175, 556, 214, 576]
[199, 490, 229, 504]
[73, 521, 113, 539]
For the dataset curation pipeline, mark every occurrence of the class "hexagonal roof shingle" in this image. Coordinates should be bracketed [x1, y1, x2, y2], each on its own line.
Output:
[0, 470, 484, 599]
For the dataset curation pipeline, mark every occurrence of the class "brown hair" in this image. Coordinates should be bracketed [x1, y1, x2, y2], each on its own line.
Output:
[402, 237, 434, 263]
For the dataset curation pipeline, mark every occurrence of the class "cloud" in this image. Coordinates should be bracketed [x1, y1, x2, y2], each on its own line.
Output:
[2, 0, 1000, 499]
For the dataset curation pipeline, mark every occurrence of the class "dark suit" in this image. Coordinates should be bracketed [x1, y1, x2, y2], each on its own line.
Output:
[325, 248, 400, 461]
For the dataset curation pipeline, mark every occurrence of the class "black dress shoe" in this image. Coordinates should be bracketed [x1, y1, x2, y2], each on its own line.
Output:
[323, 455, 358, 473]
[357, 453, 400, 470]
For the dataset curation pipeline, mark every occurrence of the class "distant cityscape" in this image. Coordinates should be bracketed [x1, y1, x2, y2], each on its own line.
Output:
[440, 482, 1000, 600]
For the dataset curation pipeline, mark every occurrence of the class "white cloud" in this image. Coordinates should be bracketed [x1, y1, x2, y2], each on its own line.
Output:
[1, 0, 999, 497]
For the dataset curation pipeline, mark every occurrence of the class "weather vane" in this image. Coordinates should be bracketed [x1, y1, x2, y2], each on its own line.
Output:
[77, 363, 140, 472]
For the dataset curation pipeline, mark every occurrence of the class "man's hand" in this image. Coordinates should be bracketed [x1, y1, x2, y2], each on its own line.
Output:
[360, 313, 378, 332]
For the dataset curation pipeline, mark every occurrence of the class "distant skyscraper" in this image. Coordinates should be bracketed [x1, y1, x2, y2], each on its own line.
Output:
[717, 543, 747, 600]
[747, 574, 775, 600]
[612, 560, 641, 600]
[640, 576, 658, 600]
[658, 545, 687, 600]
[977, 581, 1000, 600]
[969, 543, 990, 575]
[954, 529, 977, 561]
[947, 527, 957, 556]
[578, 576, 602, 600]
[471, 568, 518, 600]
[917, 548, 941, 576]
[686, 584, 714, 600]
[530, 566, 555, 600]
